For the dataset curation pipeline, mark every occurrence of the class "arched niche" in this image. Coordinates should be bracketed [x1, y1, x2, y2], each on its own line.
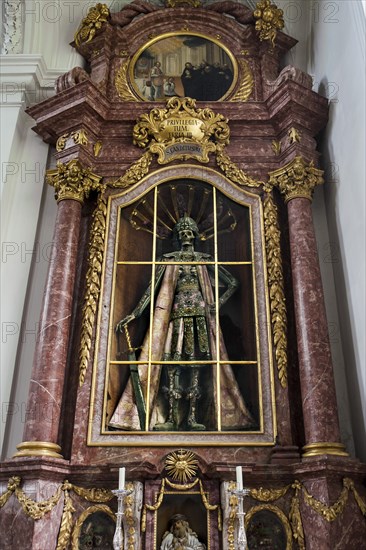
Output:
[89, 166, 275, 448]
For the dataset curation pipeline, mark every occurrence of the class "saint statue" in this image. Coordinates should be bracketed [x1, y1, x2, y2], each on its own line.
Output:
[109, 215, 253, 431]
[160, 514, 206, 550]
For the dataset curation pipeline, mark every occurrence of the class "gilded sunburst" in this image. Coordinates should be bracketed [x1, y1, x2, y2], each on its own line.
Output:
[165, 450, 199, 483]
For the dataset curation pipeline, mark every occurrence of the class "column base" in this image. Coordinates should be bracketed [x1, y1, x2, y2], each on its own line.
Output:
[302, 441, 348, 458]
[13, 441, 64, 459]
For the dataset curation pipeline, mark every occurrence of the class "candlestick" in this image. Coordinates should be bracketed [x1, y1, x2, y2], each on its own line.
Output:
[112, 485, 133, 550]
[236, 466, 243, 491]
[119, 467, 125, 490]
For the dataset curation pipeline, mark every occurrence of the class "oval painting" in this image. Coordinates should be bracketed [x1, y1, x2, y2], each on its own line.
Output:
[130, 33, 236, 102]
[246, 509, 290, 550]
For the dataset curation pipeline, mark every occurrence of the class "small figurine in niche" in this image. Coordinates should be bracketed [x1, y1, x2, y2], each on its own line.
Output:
[160, 514, 206, 550]
[110, 212, 253, 432]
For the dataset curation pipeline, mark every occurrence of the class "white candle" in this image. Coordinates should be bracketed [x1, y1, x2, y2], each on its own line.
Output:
[236, 466, 243, 491]
[119, 467, 125, 490]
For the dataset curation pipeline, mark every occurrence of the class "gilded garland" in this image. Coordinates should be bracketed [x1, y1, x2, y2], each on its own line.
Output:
[263, 191, 288, 388]
[253, 0, 284, 48]
[79, 191, 108, 386]
[1, 476, 365, 548]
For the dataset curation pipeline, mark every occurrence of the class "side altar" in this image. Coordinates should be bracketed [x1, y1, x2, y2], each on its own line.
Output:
[1, 2, 365, 549]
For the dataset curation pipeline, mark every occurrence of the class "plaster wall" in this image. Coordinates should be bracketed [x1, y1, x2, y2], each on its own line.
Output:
[306, 0, 366, 460]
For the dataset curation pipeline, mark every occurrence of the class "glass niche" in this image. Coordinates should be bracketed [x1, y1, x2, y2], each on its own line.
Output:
[130, 33, 236, 102]
[105, 180, 260, 434]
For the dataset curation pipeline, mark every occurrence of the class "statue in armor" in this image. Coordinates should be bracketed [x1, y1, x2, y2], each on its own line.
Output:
[109, 215, 253, 431]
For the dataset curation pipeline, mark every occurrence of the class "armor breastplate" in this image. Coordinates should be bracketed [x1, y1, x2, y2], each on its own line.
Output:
[171, 266, 206, 319]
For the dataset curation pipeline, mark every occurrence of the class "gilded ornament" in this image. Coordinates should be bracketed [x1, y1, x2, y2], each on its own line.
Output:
[227, 481, 238, 550]
[74, 3, 110, 48]
[263, 192, 288, 388]
[288, 127, 301, 144]
[46, 159, 102, 204]
[289, 481, 305, 550]
[165, 449, 199, 484]
[0, 476, 20, 507]
[272, 139, 281, 156]
[16, 484, 62, 520]
[165, 478, 199, 491]
[56, 488, 75, 550]
[123, 483, 136, 550]
[94, 140, 103, 157]
[79, 191, 107, 386]
[131, 97, 230, 164]
[115, 60, 139, 101]
[253, 0, 284, 48]
[65, 482, 113, 503]
[250, 484, 290, 502]
[111, 151, 153, 188]
[71, 129, 89, 146]
[56, 133, 69, 152]
[269, 156, 324, 203]
[216, 144, 262, 188]
[302, 479, 349, 522]
[229, 59, 254, 102]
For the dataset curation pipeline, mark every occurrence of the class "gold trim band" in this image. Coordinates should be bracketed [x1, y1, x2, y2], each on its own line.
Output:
[14, 441, 64, 459]
[302, 442, 348, 458]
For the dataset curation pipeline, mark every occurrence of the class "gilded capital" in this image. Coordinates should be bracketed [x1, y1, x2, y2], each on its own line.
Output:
[268, 156, 324, 203]
[46, 159, 102, 203]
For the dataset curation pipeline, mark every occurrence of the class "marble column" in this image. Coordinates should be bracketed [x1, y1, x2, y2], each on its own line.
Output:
[269, 157, 348, 458]
[14, 159, 102, 458]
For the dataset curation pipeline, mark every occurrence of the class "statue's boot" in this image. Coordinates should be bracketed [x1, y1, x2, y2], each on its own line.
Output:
[154, 366, 180, 431]
[187, 367, 205, 431]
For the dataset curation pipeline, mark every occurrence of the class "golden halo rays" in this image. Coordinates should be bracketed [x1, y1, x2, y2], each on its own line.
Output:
[165, 450, 199, 483]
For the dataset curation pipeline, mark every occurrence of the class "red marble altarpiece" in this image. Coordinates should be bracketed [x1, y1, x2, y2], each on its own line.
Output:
[1, 2, 365, 549]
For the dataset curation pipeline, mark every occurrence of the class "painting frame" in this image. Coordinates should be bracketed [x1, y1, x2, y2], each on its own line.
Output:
[129, 32, 238, 102]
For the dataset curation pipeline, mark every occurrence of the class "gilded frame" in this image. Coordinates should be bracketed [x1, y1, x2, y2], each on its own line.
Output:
[71, 504, 116, 550]
[128, 32, 238, 102]
[88, 165, 276, 447]
[245, 504, 293, 550]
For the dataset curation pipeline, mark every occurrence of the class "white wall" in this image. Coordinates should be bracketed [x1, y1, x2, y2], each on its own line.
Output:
[307, 0, 366, 460]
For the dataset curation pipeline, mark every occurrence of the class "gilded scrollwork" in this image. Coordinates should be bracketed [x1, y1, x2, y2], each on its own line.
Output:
[132, 96, 230, 151]
[228, 59, 254, 102]
[46, 159, 102, 204]
[74, 3, 110, 48]
[253, 0, 284, 48]
[263, 191, 288, 388]
[215, 144, 262, 189]
[269, 156, 324, 203]
[56, 133, 69, 152]
[115, 60, 139, 102]
[71, 129, 89, 146]
[110, 151, 153, 189]
[79, 191, 107, 386]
